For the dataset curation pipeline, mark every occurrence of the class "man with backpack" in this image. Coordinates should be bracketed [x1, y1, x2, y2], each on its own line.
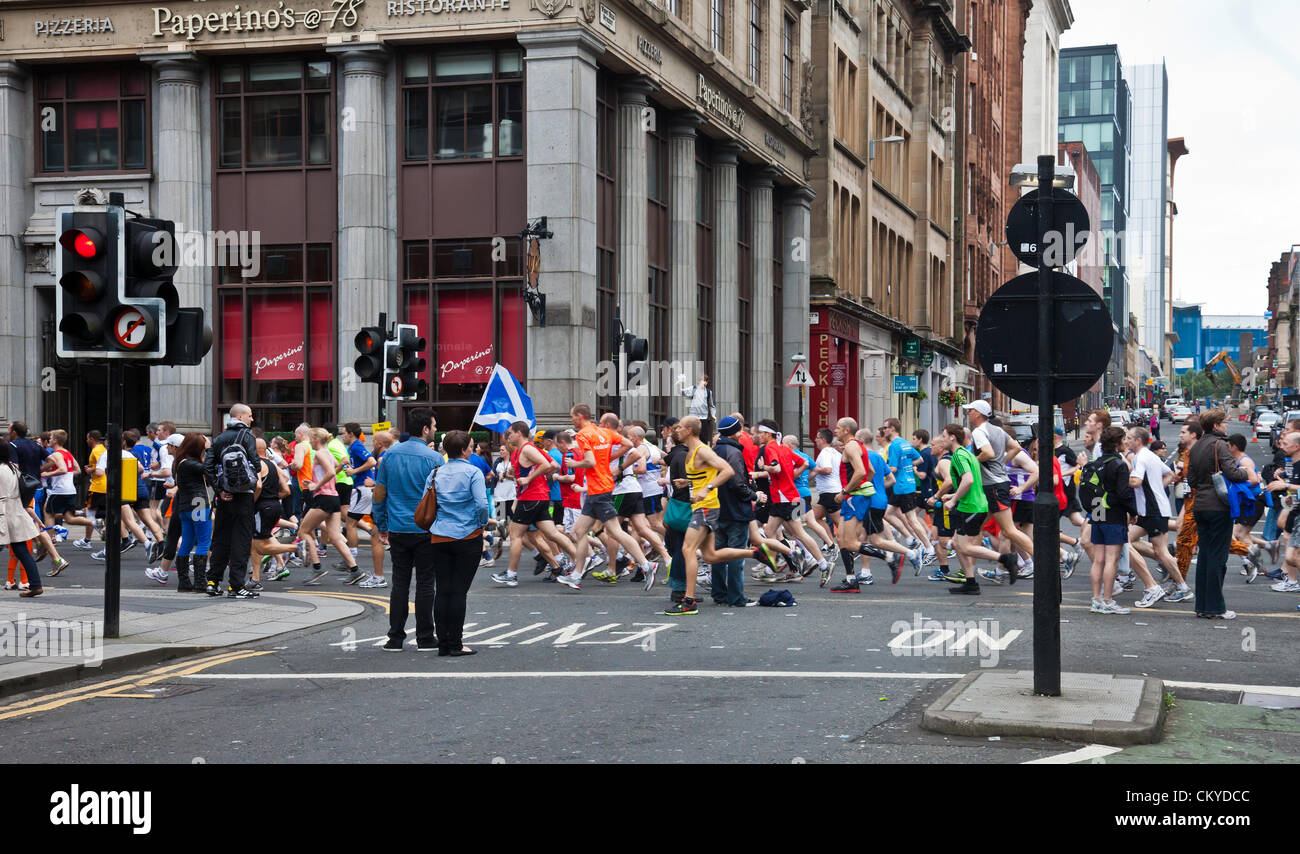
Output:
[203, 403, 260, 598]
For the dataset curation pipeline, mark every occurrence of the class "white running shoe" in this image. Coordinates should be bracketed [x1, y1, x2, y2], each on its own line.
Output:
[358, 575, 388, 588]
[1098, 599, 1131, 615]
[1270, 579, 1300, 593]
[490, 572, 519, 587]
[1134, 586, 1166, 609]
[556, 570, 582, 590]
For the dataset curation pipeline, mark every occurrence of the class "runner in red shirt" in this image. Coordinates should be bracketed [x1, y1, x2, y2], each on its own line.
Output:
[755, 420, 829, 579]
[490, 422, 577, 587]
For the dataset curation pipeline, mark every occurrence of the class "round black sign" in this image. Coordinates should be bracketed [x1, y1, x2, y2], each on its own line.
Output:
[1005, 188, 1091, 268]
[975, 271, 1111, 405]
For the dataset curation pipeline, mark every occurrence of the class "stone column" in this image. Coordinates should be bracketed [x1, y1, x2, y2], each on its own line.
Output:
[668, 112, 703, 403]
[750, 169, 775, 418]
[711, 142, 741, 417]
[781, 186, 814, 439]
[617, 77, 655, 424]
[138, 54, 209, 431]
[518, 29, 605, 424]
[0, 61, 37, 428]
[329, 44, 392, 427]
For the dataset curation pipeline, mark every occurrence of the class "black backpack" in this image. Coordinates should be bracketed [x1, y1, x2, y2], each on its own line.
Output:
[1077, 454, 1116, 518]
[217, 435, 257, 494]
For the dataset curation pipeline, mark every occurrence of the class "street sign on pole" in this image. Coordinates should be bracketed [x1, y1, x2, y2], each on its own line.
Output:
[975, 270, 1111, 405]
[903, 337, 920, 358]
[892, 374, 919, 393]
[1005, 188, 1091, 268]
[787, 364, 816, 387]
[829, 363, 848, 386]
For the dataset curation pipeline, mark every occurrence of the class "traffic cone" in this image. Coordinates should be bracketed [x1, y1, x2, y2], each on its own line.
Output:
[1252, 436, 1258, 443]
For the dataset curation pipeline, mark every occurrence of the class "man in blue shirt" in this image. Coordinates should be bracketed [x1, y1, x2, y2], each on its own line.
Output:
[373, 409, 443, 651]
[542, 430, 564, 522]
[882, 417, 935, 564]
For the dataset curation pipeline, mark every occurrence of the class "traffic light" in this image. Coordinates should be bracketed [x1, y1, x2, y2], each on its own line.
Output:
[384, 323, 427, 400]
[622, 332, 648, 362]
[55, 207, 120, 356]
[353, 325, 386, 384]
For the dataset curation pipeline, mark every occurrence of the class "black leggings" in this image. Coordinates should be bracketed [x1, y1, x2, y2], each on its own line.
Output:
[431, 535, 482, 653]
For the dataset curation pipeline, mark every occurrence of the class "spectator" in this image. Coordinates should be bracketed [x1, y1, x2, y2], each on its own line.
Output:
[203, 404, 259, 598]
[0, 439, 44, 597]
[374, 410, 443, 651]
[428, 429, 488, 656]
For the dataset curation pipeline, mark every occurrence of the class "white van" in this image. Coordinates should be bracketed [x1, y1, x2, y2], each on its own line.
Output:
[1163, 397, 1184, 409]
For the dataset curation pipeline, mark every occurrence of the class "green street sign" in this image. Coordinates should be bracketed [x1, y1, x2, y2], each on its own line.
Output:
[903, 337, 920, 358]
[920, 350, 934, 367]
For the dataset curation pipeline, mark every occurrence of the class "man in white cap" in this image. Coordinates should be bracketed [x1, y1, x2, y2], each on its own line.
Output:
[960, 399, 1031, 582]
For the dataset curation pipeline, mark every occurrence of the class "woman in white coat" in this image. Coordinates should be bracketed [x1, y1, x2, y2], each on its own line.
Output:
[0, 439, 44, 597]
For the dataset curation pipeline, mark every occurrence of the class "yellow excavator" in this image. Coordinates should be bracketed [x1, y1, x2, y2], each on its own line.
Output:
[1203, 350, 1242, 384]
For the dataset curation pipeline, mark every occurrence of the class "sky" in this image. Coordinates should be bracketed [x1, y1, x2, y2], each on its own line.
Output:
[1060, 0, 1300, 317]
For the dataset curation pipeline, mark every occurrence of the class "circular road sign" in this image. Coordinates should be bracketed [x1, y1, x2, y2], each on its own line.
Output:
[111, 306, 156, 351]
[975, 271, 1111, 405]
[1005, 188, 1091, 268]
[387, 374, 404, 397]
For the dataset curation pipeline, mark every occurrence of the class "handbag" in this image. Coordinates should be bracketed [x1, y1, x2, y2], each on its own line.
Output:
[413, 466, 441, 530]
[664, 497, 692, 533]
[10, 464, 39, 506]
[1210, 440, 1230, 502]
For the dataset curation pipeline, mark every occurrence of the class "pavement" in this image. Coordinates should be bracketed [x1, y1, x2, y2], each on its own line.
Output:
[0, 413, 1295, 762]
[0, 589, 363, 698]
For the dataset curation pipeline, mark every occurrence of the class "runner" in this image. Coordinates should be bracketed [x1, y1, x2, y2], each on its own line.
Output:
[249, 437, 299, 588]
[1266, 431, 1300, 594]
[936, 423, 1019, 595]
[961, 400, 1030, 577]
[38, 430, 77, 576]
[299, 428, 362, 586]
[664, 415, 754, 615]
[557, 406, 656, 591]
[881, 417, 935, 563]
[1083, 426, 1137, 614]
[1126, 426, 1191, 604]
[826, 418, 909, 593]
[811, 428, 843, 569]
[785, 434, 834, 553]
[491, 422, 577, 587]
[754, 420, 829, 580]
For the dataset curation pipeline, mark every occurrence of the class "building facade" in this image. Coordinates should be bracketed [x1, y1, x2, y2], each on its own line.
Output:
[1164, 136, 1187, 374]
[957, 0, 1028, 415]
[1266, 250, 1296, 393]
[0, 0, 819, 440]
[1059, 44, 1130, 403]
[1059, 139, 1101, 410]
[1019, 0, 1070, 168]
[1127, 60, 1167, 377]
[806, 0, 968, 437]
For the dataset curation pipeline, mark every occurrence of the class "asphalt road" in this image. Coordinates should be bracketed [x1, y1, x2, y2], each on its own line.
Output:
[4, 416, 1296, 763]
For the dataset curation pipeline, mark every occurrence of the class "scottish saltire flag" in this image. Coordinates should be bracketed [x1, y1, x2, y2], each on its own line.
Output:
[472, 364, 535, 434]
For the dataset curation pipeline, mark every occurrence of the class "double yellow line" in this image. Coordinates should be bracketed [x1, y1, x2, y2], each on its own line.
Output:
[285, 588, 402, 614]
[0, 649, 272, 721]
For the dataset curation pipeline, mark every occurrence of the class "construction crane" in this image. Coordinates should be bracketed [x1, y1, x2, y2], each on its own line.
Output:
[1204, 350, 1242, 384]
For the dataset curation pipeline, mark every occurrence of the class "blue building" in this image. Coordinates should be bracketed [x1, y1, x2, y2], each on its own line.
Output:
[1172, 300, 1201, 370]
[1201, 316, 1268, 370]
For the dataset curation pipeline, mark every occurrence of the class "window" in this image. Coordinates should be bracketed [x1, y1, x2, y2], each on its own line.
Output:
[749, 0, 763, 83]
[782, 14, 795, 112]
[217, 59, 331, 169]
[712, 0, 726, 54]
[38, 65, 149, 173]
[218, 245, 335, 431]
[401, 48, 523, 161]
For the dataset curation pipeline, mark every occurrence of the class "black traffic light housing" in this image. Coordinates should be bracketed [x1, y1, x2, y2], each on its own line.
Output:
[55, 207, 120, 356]
[354, 326, 386, 384]
[623, 332, 648, 362]
[385, 323, 428, 401]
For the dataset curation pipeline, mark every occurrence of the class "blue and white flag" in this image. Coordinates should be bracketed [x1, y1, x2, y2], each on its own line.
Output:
[472, 364, 535, 434]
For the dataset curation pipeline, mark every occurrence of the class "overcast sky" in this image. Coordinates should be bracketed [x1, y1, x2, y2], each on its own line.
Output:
[1061, 0, 1300, 317]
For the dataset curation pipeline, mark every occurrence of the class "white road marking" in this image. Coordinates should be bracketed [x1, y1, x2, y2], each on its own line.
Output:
[1023, 744, 1123, 764]
[186, 670, 969, 681]
[1164, 680, 1300, 697]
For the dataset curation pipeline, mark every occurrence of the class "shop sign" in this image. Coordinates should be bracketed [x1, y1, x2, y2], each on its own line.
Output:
[598, 3, 616, 31]
[637, 34, 663, 64]
[903, 337, 920, 358]
[34, 17, 116, 37]
[919, 350, 934, 368]
[893, 375, 919, 394]
[152, 0, 365, 41]
[697, 74, 744, 132]
[764, 133, 787, 157]
[829, 363, 848, 387]
[389, 0, 511, 14]
[828, 310, 856, 342]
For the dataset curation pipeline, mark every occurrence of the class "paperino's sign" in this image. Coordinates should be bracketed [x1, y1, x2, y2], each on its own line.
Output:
[151, 0, 365, 40]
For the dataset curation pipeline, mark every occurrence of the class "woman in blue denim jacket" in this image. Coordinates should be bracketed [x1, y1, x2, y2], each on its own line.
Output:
[428, 430, 489, 656]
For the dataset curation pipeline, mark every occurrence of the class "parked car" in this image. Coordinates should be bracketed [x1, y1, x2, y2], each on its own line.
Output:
[1108, 409, 1128, 426]
[1255, 411, 1281, 442]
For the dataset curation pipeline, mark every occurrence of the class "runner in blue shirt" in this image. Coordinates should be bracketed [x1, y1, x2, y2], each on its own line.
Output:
[342, 423, 377, 570]
[882, 417, 936, 564]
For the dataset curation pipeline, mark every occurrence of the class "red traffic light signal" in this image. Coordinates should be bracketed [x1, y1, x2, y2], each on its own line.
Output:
[354, 325, 386, 384]
[59, 227, 104, 259]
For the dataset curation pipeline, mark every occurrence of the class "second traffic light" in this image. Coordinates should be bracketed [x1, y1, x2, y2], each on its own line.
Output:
[384, 323, 428, 400]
